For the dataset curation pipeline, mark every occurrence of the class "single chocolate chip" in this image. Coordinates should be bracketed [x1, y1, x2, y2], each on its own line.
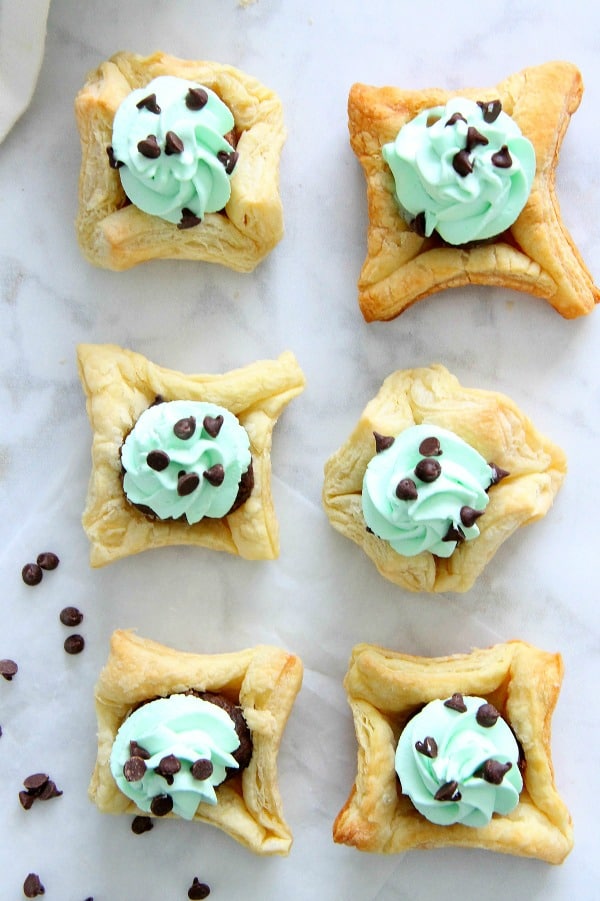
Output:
[156, 754, 181, 778]
[186, 87, 208, 110]
[396, 478, 418, 501]
[452, 149, 473, 177]
[165, 130, 184, 155]
[466, 126, 489, 152]
[147, 449, 170, 472]
[217, 149, 239, 174]
[19, 790, 36, 810]
[412, 211, 427, 237]
[131, 815, 154, 835]
[442, 524, 465, 544]
[150, 394, 165, 406]
[191, 758, 214, 781]
[137, 135, 161, 159]
[188, 878, 211, 900]
[136, 93, 161, 114]
[22, 563, 43, 586]
[476, 703, 500, 728]
[434, 780, 461, 802]
[64, 635, 85, 655]
[150, 794, 173, 817]
[37, 779, 62, 801]
[415, 736, 438, 759]
[372, 431, 394, 453]
[124, 757, 147, 782]
[414, 458, 441, 482]
[444, 693, 467, 713]
[203, 464, 225, 487]
[177, 472, 200, 496]
[174, 416, 196, 440]
[489, 462, 510, 485]
[477, 99, 502, 123]
[0, 658, 18, 680]
[23, 873, 45, 897]
[480, 758, 512, 784]
[106, 145, 123, 169]
[130, 741, 151, 760]
[23, 773, 49, 793]
[418, 436, 442, 457]
[178, 208, 202, 229]
[36, 552, 59, 571]
[445, 112, 467, 127]
[492, 144, 512, 169]
[203, 415, 224, 438]
[59, 606, 83, 627]
[460, 506, 484, 528]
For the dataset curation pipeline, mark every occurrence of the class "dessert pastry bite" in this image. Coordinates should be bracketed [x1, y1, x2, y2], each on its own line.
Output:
[348, 61, 599, 319]
[322, 364, 566, 593]
[77, 343, 305, 566]
[75, 51, 286, 271]
[90, 630, 303, 855]
[333, 641, 573, 863]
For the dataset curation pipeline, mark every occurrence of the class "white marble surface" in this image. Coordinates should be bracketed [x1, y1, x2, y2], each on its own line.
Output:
[0, 1, 599, 898]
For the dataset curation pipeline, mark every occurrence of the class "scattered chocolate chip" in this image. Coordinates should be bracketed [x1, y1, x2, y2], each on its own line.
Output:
[137, 135, 161, 159]
[460, 506, 484, 528]
[174, 416, 196, 440]
[374, 431, 395, 453]
[188, 877, 211, 900]
[442, 524, 465, 544]
[130, 741, 151, 760]
[178, 208, 202, 229]
[203, 415, 224, 438]
[19, 790, 36, 810]
[414, 458, 441, 482]
[477, 99, 502, 123]
[445, 112, 467, 127]
[131, 815, 154, 835]
[476, 703, 500, 728]
[64, 634, 85, 655]
[150, 794, 173, 817]
[415, 736, 438, 759]
[418, 436, 442, 457]
[37, 780, 62, 801]
[22, 563, 43, 586]
[177, 472, 200, 496]
[36, 552, 59, 571]
[491, 144, 512, 168]
[165, 131, 184, 155]
[466, 126, 489, 152]
[217, 149, 239, 174]
[489, 462, 510, 485]
[23, 773, 49, 793]
[123, 756, 147, 782]
[136, 93, 161, 114]
[412, 211, 427, 237]
[452, 149, 473, 177]
[479, 758, 512, 784]
[434, 780, 461, 802]
[19, 773, 62, 809]
[106, 145, 123, 169]
[186, 87, 208, 110]
[23, 873, 45, 897]
[191, 758, 214, 781]
[203, 464, 225, 487]
[444, 693, 467, 713]
[396, 478, 418, 501]
[59, 606, 83, 627]
[156, 754, 181, 779]
[147, 449, 170, 472]
[0, 658, 18, 680]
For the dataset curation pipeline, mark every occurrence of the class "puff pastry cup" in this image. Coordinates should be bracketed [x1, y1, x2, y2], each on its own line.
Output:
[322, 364, 566, 593]
[348, 61, 599, 320]
[89, 630, 303, 855]
[333, 641, 573, 864]
[77, 343, 305, 567]
[75, 50, 286, 271]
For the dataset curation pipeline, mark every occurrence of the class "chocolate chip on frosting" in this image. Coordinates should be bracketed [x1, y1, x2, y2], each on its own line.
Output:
[165, 131, 184, 156]
[191, 758, 214, 781]
[412, 211, 427, 237]
[445, 112, 467, 127]
[156, 754, 181, 779]
[137, 135, 161, 159]
[466, 126, 489, 152]
[374, 431, 395, 453]
[186, 87, 208, 110]
[434, 780, 461, 802]
[130, 741, 151, 760]
[147, 449, 170, 472]
[22, 563, 43, 586]
[136, 93, 161, 114]
[106, 146, 123, 169]
[131, 815, 154, 835]
[477, 99, 502, 123]
[177, 472, 200, 496]
[442, 524, 465, 544]
[476, 702, 500, 728]
[480, 758, 512, 784]
[492, 145, 513, 169]
[396, 478, 418, 501]
[460, 506, 484, 528]
[178, 208, 202, 229]
[415, 736, 438, 759]
[418, 436, 442, 457]
[444, 693, 467, 713]
[203, 464, 225, 487]
[150, 793, 173, 817]
[188, 877, 211, 900]
[203, 415, 224, 438]
[174, 416, 196, 440]
[452, 149, 473, 177]
[0, 659, 18, 681]
[59, 606, 83, 627]
[217, 149, 239, 174]
[489, 462, 510, 485]
[414, 458, 441, 482]
[123, 757, 147, 783]
[36, 552, 59, 571]
[23, 873, 45, 898]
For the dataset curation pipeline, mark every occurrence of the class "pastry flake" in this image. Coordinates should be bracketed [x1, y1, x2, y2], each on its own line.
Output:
[333, 641, 573, 864]
[348, 61, 599, 320]
[322, 365, 566, 593]
[89, 630, 303, 855]
[75, 51, 286, 271]
[77, 343, 305, 566]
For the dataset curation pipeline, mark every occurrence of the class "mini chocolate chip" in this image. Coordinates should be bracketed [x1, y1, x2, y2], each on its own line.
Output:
[174, 416, 196, 440]
[22, 563, 43, 586]
[374, 431, 395, 453]
[177, 472, 200, 496]
[217, 149, 239, 174]
[191, 759, 214, 781]
[452, 149, 473, 177]
[150, 793, 173, 817]
[106, 145, 123, 169]
[460, 506, 484, 528]
[434, 780, 461, 802]
[59, 606, 83, 627]
[480, 759, 512, 784]
[203, 415, 224, 438]
[476, 703, 500, 728]
[123, 757, 147, 782]
[415, 736, 438, 759]
[492, 144, 512, 168]
[64, 634, 85, 655]
[37, 779, 62, 801]
[136, 93, 161, 114]
[188, 877, 211, 900]
[0, 658, 18, 680]
[203, 464, 225, 487]
[186, 87, 208, 110]
[412, 212, 427, 237]
[131, 815, 154, 834]
[414, 458, 441, 482]
[19, 790, 36, 810]
[396, 478, 418, 501]
[477, 99, 502, 123]
[442, 524, 465, 544]
[23, 873, 45, 897]
[178, 208, 202, 229]
[147, 449, 170, 472]
[156, 754, 181, 778]
[444, 693, 467, 713]
[418, 436, 442, 457]
[36, 552, 59, 571]
[489, 462, 510, 485]
[130, 741, 151, 760]
[137, 135, 161, 159]
[445, 112, 467, 127]
[165, 131, 184, 155]
[23, 773, 49, 793]
[150, 394, 165, 406]
[466, 126, 489, 152]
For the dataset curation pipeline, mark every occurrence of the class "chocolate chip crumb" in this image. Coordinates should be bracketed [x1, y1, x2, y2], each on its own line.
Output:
[131, 815, 154, 834]
[460, 506, 484, 528]
[174, 416, 196, 440]
[191, 758, 214, 781]
[414, 458, 441, 482]
[396, 478, 418, 501]
[492, 144, 513, 169]
[203, 464, 225, 487]
[64, 635, 85, 655]
[36, 552, 59, 571]
[136, 93, 161, 114]
[165, 131, 184, 155]
[22, 563, 43, 586]
[444, 693, 467, 713]
[186, 87, 208, 110]
[477, 99, 502, 123]
[178, 208, 202, 229]
[415, 736, 438, 759]
[150, 794, 173, 817]
[0, 659, 18, 681]
[147, 449, 170, 472]
[23, 872, 45, 897]
[434, 780, 461, 802]
[137, 135, 161, 159]
[476, 703, 500, 728]
[59, 606, 83, 627]
[418, 436, 442, 457]
[188, 877, 211, 900]
[124, 757, 147, 782]
[177, 472, 200, 496]
[203, 415, 224, 438]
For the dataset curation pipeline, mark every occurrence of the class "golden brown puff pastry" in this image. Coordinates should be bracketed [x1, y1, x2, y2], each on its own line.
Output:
[322, 364, 566, 593]
[348, 61, 599, 320]
[77, 343, 305, 567]
[333, 640, 573, 864]
[89, 630, 303, 855]
[75, 50, 286, 271]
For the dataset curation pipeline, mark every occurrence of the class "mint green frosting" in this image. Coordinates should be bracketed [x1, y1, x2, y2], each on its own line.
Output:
[110, 695, 241, 819]
[395, 695, 523, 827]
[362, 424, 494, 558]
[382, 97, 536, 244]
[111, 75, 237, 226]
[121, 400, 251, 524]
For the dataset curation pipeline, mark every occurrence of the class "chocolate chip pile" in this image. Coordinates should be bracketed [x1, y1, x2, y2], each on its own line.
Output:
[18, 772, 63, 810]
